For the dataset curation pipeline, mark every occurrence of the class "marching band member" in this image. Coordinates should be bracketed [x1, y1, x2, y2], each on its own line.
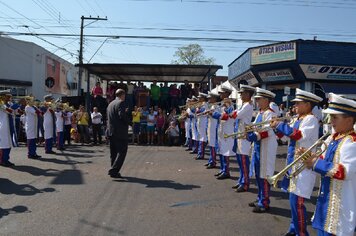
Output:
[213, 85, 234, 180]
[303, 93, 356, 236]
[271, 88, 322, 235]
[42, 94, 56, 154]
[205, 91, 220, 168]
[232, 85, 255, 192]
[196, 93, 209, 160]
[55, 103, 65, 150]
[0, 90, 18, 167]
[246, 88, 278, 213]
[189, 96, 199, 155]
[25, 96, 42, 159]
[183, 98, 192, 149]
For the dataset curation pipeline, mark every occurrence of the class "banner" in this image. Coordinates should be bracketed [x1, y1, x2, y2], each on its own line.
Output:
[228, 51, 251, 79]
[46, 56, 72, 95]
[300, 64, 356, 81]
[229, 70, 258, 89]
[251, 42, 296, 65]
[259, 69, 294, 82]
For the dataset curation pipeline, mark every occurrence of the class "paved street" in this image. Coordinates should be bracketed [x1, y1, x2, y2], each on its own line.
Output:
[0, 143, 319, 236]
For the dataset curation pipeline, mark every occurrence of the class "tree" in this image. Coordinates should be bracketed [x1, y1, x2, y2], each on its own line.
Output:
[172, 44, 215, 65]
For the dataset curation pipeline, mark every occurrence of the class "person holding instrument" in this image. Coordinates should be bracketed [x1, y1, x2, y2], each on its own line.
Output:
[246, 88, 278, 213]
[231, 84, 255, 193]
[302, 93, 356, 236]
[271, 88, 322, 236]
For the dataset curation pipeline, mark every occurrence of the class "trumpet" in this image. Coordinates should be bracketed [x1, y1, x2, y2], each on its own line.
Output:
[223, 117, 290, 139]
[267, 132, 330, 188]
[224, 126, 270, 139]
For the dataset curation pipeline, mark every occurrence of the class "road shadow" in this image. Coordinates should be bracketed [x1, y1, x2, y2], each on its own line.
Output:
[40, 158, 92, 165]
[54, 152, 95, 158]
[268, 206, 314, 225]
[78, 219, 125, 234]
[11, 165, 58, 177]
[0, 205, 31, 219]
[114, 176, 201, 190]
[0, 178, 55, 196]
[50, 169, 84, 185]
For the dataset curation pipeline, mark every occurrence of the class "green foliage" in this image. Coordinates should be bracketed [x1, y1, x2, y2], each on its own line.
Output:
[172, 44, 215, 65]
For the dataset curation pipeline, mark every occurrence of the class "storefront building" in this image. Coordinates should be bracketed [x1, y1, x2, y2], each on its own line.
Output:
[228, 39, 356, 106]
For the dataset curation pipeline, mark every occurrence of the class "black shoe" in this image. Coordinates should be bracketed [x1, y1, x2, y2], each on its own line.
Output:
[235, 186, 248, 193]
[34, 154, 42, 158]
[195, 156, 204, 160]
[252, 205, 269, 213]
[204, 163, 209, 167]
[189, 151, 197, 154]
[214, 171, 223, 177]
[45, 151, 56, 154]
[110, 173, 123, 178]
[6, 161, 15, 167]
[206, 164, 216, 169]
[232, 184, 240, 189]
[216, 173, 230, 180]
[248, 200, 258, 207]
[28, 155, 39, 159]
[283, 232, 296, 236]
[185, 148, 192, 151]
[0, 162, 12, 167]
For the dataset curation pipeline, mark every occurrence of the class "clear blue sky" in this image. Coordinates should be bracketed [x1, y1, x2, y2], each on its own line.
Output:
[0, 0, 355, 76]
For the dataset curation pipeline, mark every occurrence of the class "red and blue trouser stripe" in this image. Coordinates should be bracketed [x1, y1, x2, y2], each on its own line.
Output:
[197, 141, 205, 159]
[219, 155, 230, 175]
[236, 154, 250, 190]
[57, 132, 64, 149]
[27, 139, 37, 157]
[208, 146, 216, 165]
[288, 193, 309, 236]
[45, 138, 53, 153]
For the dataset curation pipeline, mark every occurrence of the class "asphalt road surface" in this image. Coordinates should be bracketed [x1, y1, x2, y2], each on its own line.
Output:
[0, 143, 320, 236]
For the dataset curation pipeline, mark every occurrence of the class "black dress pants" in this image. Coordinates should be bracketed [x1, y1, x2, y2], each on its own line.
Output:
[109, 137, 128, 174]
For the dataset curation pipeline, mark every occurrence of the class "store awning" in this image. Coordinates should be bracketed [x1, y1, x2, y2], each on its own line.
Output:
[75, 63, 223, 83]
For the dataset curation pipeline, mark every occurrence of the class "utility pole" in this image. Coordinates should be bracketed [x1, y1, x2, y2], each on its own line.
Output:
[77, 15, 107, 96]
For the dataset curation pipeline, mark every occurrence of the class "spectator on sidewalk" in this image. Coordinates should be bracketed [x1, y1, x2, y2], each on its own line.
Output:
[91, 82, 103, 98]
[132, 106, 141, 145]
[77, 105, 90, 145]
[165, 121, 180, 146]
[156, 108, 166, 145]
[91, 107, 103, 145]
[146, 107, 156, 145]
[150, 80, 160, 107]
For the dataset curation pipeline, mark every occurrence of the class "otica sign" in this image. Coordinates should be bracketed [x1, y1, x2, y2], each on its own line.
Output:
[300, 64, 356, 81]
[251, 42, 296, 65]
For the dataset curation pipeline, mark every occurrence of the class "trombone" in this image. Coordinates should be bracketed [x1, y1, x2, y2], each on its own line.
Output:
[267, 131, 330, 188]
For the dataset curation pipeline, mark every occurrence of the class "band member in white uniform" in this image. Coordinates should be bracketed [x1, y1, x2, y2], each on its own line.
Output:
[272, 88, 322, 235]
[303, 93, 356, 236]
[205, 91, 220, 169]
[25, 97, 42, 159]
[212, 84, 235, 180]
[0, 90, 18, 167]
[196, 93, 209, 160]
[189, 96, 199, 155]
[246, 88, 278, 213]
[42, 94, 56, 154]
[231, 85, 255, 192]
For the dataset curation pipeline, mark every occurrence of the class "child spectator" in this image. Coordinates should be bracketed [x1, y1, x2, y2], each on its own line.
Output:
[146, 107, 156, 145]
[132, 106, 141, 145]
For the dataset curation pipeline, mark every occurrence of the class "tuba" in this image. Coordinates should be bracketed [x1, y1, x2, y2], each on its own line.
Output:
[267, 132, 330, 188]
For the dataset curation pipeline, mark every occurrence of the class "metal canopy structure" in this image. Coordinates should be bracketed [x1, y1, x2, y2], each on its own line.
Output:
[76, 63, 223, 83]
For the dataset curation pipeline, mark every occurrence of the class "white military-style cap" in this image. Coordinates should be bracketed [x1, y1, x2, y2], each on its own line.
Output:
[198, 92, 208, 98]
[254, 88, 276, 99]
[291, 88, 323, 103]
[43, 94, 54, 100]
[191, 96, 198, 101]
[238, 84, 255, 93]
[323, 93, 356, 116]
[218, 84, 233, 93]
[0, 89, 11, 95]
[207, 91, 220, 98]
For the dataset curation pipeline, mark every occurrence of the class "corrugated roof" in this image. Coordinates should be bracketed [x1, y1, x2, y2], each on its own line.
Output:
[76, 63, 222, 83]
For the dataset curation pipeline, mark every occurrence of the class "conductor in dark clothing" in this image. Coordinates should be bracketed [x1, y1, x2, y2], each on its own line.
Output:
[107, 89, 130, 178]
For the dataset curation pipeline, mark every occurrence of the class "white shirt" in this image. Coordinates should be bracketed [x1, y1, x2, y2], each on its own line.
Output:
[91, 111, 102, 124]
[64, 112, 72, 125]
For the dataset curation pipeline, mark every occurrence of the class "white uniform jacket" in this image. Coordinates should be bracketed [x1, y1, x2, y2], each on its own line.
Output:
[207, 104, 219, 148]
[55, 110, 64, 132]
[276, 114, 319, 199]
[234, 101, 254, 155]
[25, 105, 38, 139]
[197, 103, 208, 142]
[43, 108, 55, 139]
